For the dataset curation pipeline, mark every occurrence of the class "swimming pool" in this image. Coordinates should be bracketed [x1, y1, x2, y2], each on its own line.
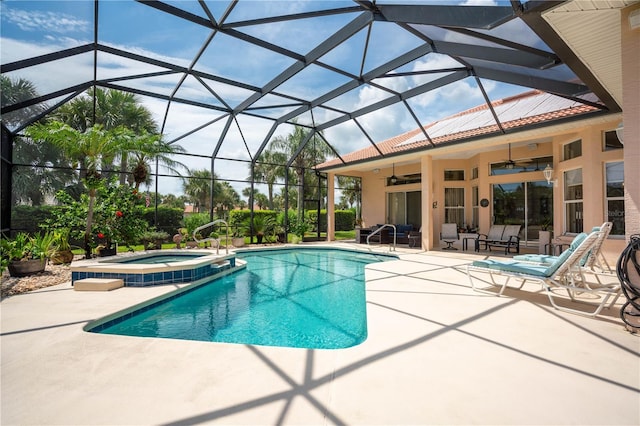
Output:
[87, 247, 396, 349]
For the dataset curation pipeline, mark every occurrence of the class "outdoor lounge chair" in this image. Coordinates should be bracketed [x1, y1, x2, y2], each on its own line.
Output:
[513, 222, 613, 273]
[617, 235, 640, 330]
[440, 223, 459, 250]
[466, 230, 622, 317]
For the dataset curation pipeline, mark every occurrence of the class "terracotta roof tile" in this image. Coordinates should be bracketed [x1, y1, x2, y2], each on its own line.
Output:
[318, 90, 599, 169]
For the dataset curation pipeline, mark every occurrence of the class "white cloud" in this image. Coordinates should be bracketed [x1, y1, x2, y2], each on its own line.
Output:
[2, 7, 90, 34]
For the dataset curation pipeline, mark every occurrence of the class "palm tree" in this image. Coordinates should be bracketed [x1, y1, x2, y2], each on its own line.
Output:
[0, 76, 47, 129]
[182, 169, 213, 213]
[252, 150, 286, 210]
[337, 175, 361, 219]
[1, 76, 73, 205]
[269, 121, 332, 222]
[24, 122, 129, 258]
[11, 136, 74, 205]
[53, 88, 158, 184]
[124, 131, 187, 190]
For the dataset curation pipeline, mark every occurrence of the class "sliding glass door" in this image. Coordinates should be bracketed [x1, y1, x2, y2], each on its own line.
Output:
[387, 191, 421, 228]
[492, 180, 552, 243]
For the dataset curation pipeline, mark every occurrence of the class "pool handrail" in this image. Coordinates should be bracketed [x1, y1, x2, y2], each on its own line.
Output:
[367, 224, 396, 251]
[193, 219, 229, 255]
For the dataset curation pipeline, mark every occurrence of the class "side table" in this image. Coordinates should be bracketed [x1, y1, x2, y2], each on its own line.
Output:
[460, 233, 479, 251]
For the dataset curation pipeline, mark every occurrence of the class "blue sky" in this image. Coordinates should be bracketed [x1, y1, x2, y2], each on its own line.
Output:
[1, 0, 550, 198]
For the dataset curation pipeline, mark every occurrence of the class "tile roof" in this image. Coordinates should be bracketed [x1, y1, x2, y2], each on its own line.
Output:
[318, 90, 599, 169]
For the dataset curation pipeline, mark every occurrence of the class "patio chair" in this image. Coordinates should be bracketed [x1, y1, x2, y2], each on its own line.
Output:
[467, 230, 622, 317]
[485, 224, 522, 254]
[440, 223, 459, 250]
[476, 225, 505, 251]
[617, 235, 640, 330]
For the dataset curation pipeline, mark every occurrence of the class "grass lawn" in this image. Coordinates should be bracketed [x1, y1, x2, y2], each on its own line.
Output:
[71, 231, 357, 256]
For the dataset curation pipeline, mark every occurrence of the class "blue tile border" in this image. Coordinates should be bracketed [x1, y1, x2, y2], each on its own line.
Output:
[72, 257, 235, 287]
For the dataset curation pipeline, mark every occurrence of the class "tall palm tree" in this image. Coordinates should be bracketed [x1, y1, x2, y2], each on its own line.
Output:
[11, 136, 74, 205]
[1, 76, 72, 204]
[337, 175, 361, 217]
[53, 88, 158, 183]
[0, 75, 47, 129]
[182, 169, 213, 213]
[25, 122, 128, 258]
[269, 121, 332, 221]
[252, 149, 286, 210]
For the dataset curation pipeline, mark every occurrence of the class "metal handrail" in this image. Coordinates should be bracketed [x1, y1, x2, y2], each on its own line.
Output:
[193, 219, 229, 255]
[366, 224, 397, 251]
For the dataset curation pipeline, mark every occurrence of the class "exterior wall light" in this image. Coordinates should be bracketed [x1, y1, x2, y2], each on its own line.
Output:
[543, 164, 557, 186]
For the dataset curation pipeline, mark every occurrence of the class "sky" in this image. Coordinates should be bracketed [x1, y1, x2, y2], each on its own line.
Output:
[1, 0, 545, 200]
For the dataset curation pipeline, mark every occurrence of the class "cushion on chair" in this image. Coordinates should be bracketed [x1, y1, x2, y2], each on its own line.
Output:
[471, 233, 589, 278]
[471, 259, 549, 277]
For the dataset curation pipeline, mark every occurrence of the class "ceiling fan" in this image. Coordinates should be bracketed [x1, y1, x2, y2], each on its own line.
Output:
[503, 143, 516, 169]
[390, 163, 398, 184]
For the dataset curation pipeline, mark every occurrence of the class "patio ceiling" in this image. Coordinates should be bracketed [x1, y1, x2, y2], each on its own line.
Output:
[0, 0, 628, 170]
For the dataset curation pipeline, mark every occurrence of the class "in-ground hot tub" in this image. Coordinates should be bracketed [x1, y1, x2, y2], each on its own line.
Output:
[70, 250, 242, 287]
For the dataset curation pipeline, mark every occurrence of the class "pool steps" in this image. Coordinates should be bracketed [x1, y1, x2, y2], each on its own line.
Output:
[74, 278, 124, 291]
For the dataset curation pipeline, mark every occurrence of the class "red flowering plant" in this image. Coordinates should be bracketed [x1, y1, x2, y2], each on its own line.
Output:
[90, 180, 149, 251]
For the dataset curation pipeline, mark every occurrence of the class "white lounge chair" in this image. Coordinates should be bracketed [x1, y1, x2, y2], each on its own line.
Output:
[467, 231, 622, 317]
[514, 222, 612, 273]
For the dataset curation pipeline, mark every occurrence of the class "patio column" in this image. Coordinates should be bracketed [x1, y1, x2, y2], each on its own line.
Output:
[622, 4, 640, 239]
[326, 173, 335, 241]
[421, 155, 434, 250]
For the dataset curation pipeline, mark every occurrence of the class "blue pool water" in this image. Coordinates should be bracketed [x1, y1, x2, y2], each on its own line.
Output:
[90, 248, 394, 349]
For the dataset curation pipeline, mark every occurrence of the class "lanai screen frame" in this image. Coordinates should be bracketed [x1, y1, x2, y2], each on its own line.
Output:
[0, 0, 619, 233]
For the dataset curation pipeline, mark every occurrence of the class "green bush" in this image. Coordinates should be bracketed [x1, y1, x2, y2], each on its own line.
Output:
[142, 207, 183, 235]
[335, 210, 355, 231]
[306, 209, 355, 232]
[10, 205, 57, 235]
[229, 210, 278, 236]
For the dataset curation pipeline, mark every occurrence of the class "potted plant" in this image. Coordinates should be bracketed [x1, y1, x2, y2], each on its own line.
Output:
[50, 228, 74, 265]
[94, 230, 117, 257]
[1, 232, 56, 277]
[230, 225, 246, 248]
[140, 230, 169, 250]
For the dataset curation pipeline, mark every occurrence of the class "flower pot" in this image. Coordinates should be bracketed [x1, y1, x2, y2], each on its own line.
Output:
[232, 237, 245, 248]
[98, 247, 117, 257]
[256, 234, 264, 244]
[51, 250, 74, 265]
[8, 258, 46, 277]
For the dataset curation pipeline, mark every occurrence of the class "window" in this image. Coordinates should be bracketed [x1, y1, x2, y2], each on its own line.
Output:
[563, 140, 582, 160]
[603, 130, 623, 151]
[471, 167, 478, 180]
[490, 156, 552, 176]
[444, 170, 464, 181]
[444, 188, 464, 227]
[472, 186, 479, 230]
[564, 168, 583, 233]
[605, 162, 624, 236]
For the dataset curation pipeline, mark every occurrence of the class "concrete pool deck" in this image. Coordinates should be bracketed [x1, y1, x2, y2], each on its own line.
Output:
[2, 244, 639, 425]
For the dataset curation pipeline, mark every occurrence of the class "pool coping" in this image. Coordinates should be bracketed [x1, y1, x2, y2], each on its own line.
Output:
[70, 249, 238, 287]
[83, 259, 247, 333]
